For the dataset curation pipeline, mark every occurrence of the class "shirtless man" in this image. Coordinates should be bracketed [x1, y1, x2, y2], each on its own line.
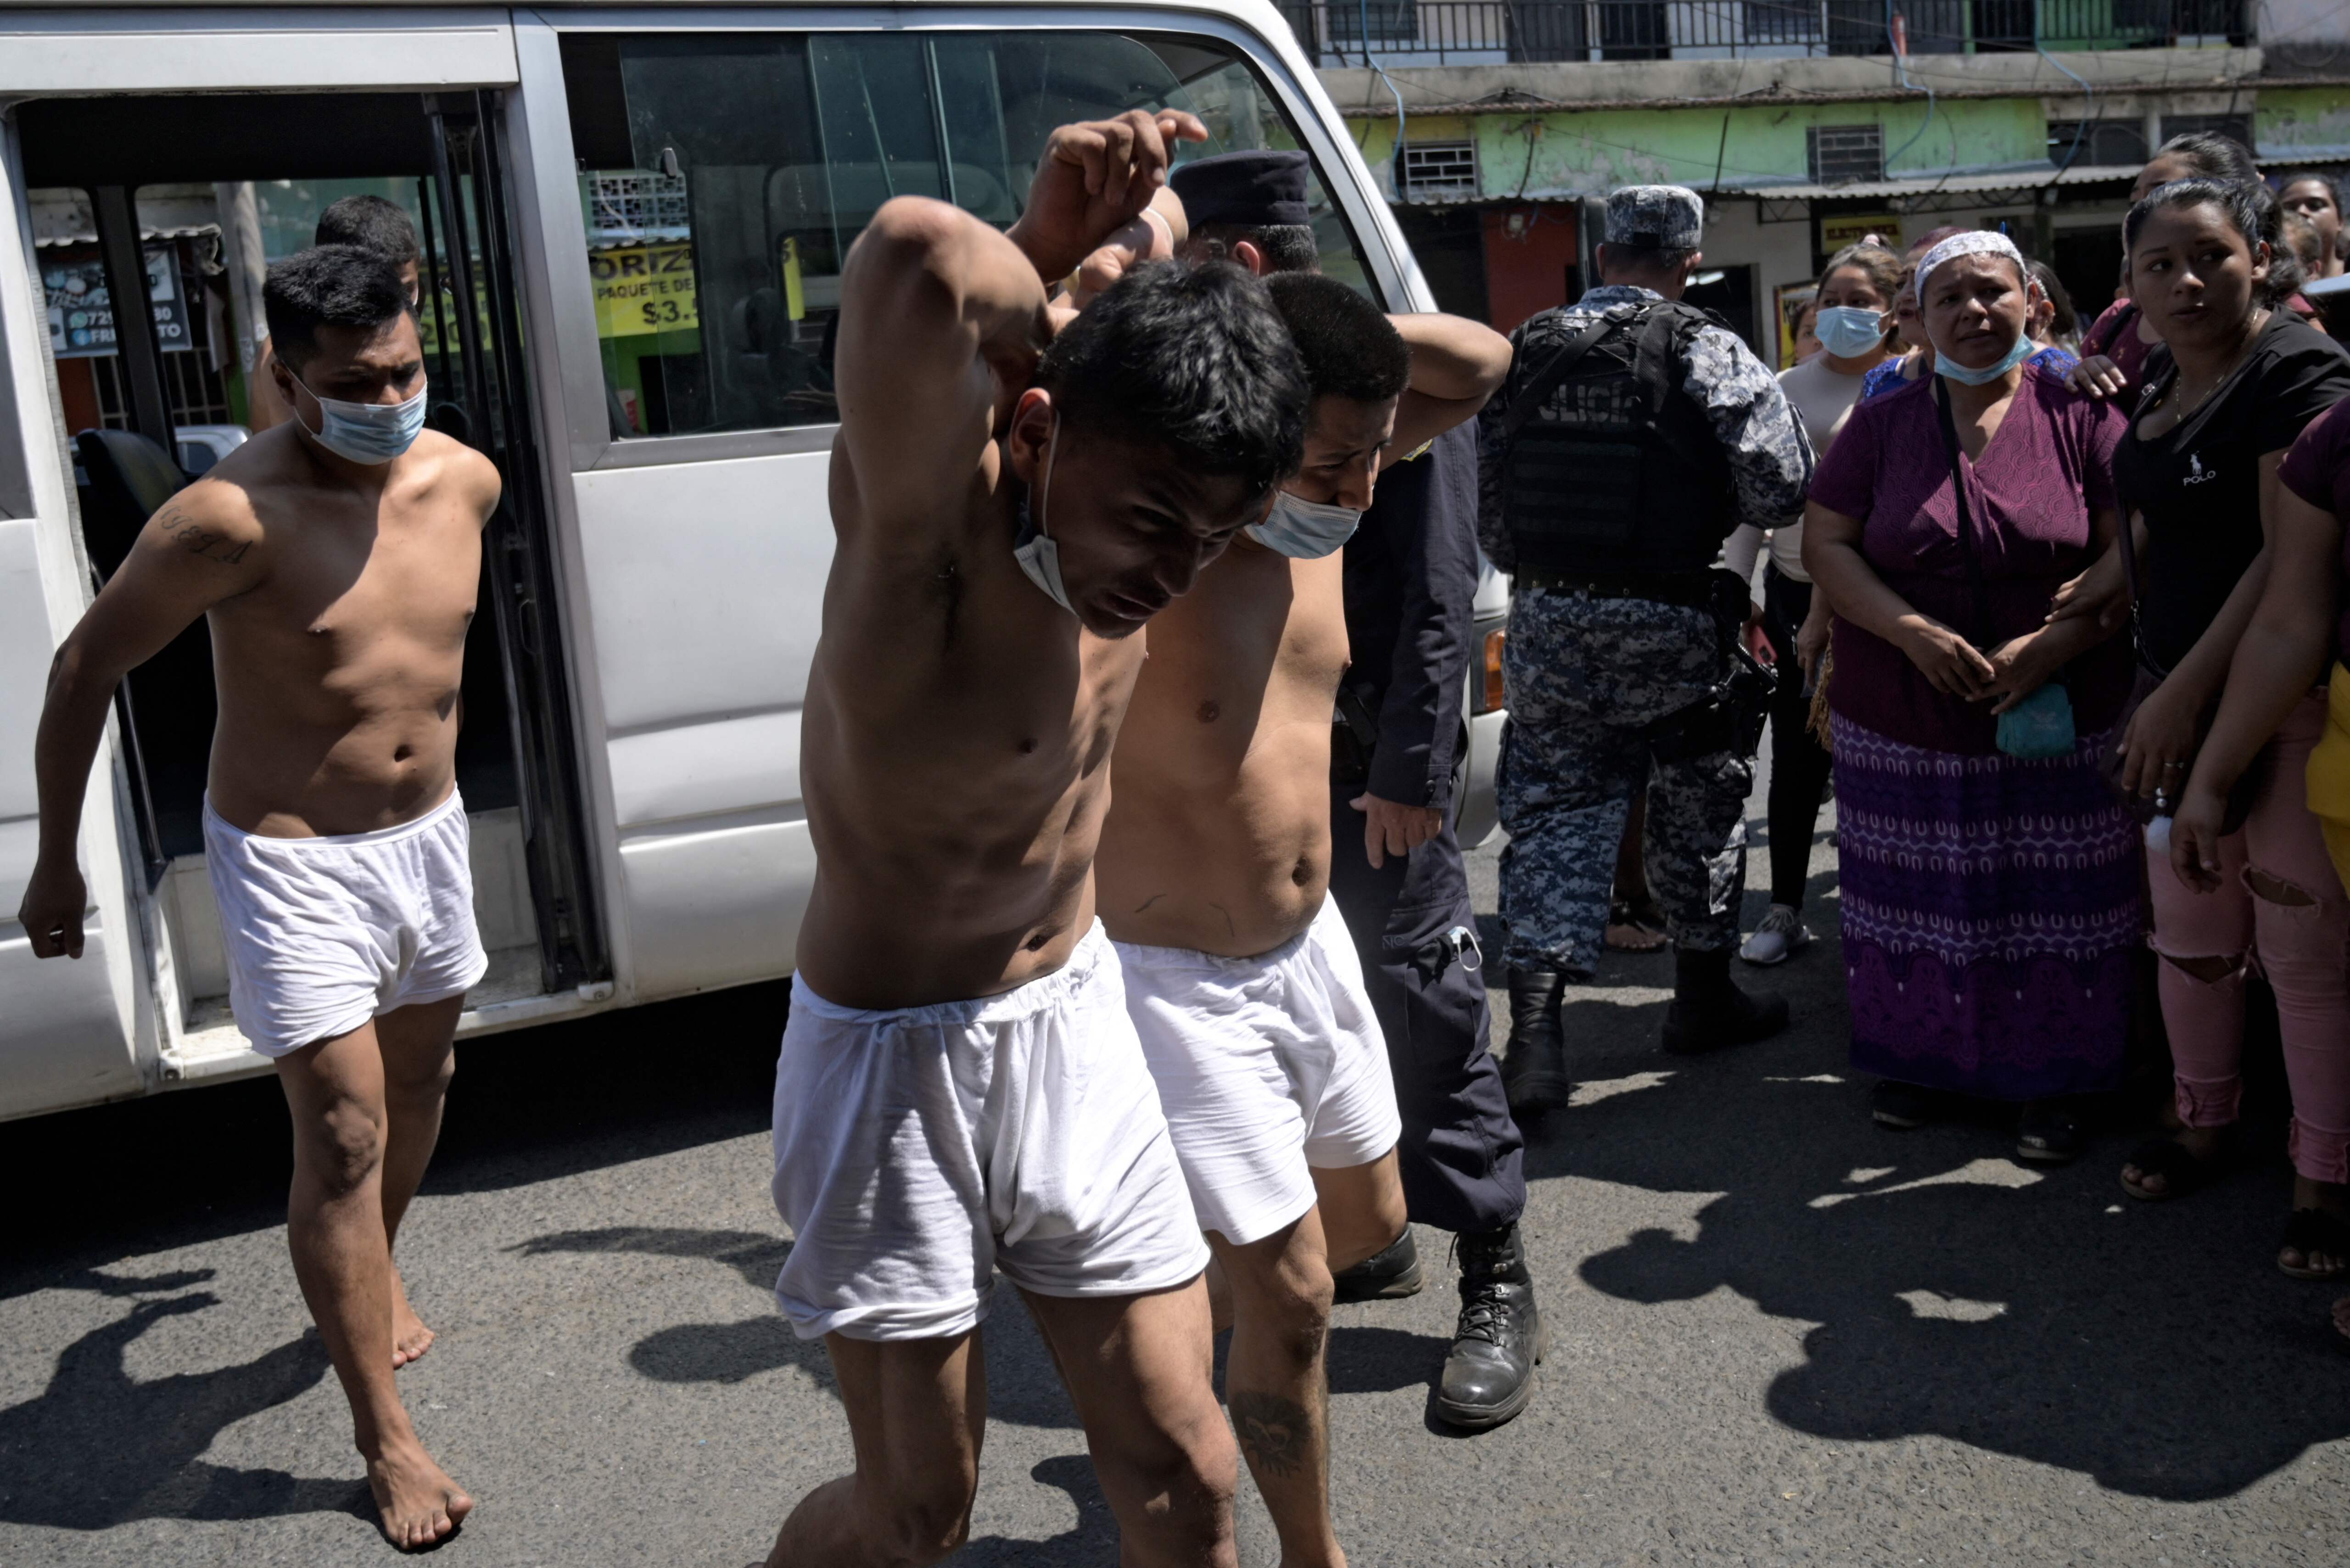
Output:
[1096, 271, 1510, 1561]
[19, 244, 495, 1551]
[763, 113, 1309, 1567]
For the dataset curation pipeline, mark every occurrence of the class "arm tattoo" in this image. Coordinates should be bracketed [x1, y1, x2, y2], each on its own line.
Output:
[1228, 1389, 1315, 1480]
[151, 501, 252, 566]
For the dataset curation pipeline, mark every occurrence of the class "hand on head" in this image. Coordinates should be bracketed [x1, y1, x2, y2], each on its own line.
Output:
[1066, 193, 1186, 311]
[1013, 111, 1208, 281]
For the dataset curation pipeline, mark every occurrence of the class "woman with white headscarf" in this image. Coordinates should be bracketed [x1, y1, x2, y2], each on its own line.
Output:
[1802, 230, 2139, 1161]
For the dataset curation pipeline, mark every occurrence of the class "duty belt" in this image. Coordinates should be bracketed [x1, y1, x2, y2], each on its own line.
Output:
[1513, 568, 1716, 609]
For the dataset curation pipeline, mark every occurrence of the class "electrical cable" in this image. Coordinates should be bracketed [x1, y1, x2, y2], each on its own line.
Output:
[2038, 11, 2095, 179]
[1882, 5, 1940, 173]
[1360, 0, 1408, 194]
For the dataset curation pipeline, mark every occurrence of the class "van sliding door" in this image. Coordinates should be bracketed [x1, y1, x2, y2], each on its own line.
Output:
[531, 17, 1393, 1002]
[424, 93, 606, 996]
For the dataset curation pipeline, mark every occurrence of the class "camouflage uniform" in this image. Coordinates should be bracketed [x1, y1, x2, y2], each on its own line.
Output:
[1477, 279, 1813, 981]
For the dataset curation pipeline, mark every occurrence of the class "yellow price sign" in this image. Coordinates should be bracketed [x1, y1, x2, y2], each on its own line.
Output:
[1819, 213, 1901, 254]
[591, 242, 699, 338]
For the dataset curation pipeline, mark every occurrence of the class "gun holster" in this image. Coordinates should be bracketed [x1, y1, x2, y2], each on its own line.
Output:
[1644, 568, 1776, 764]
[1331, 683, 1380, 786]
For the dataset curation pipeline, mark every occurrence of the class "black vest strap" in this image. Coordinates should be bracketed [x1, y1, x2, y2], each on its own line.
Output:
[1499, 309, 1628, 443]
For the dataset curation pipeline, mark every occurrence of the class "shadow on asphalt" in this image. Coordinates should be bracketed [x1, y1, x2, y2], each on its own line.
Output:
[960, 1455, 1119, 1564]
[502, 1222, 1095, 1430]
[0, 1282, 354, 1532]
[1485, 841, 2350, 1504]
[0, 982, 795, 1298]
[10, 820, 2350, 1539]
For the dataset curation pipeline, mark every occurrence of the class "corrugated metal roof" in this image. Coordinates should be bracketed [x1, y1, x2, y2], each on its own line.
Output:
[1710, 164, 2141, 199]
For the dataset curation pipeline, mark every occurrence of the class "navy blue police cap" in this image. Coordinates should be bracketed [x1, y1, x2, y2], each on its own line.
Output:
[1170, 150, 1312, 229]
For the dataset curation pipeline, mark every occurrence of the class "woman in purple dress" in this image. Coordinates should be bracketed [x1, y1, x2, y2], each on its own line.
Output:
[1803, 232, 2140, 1161]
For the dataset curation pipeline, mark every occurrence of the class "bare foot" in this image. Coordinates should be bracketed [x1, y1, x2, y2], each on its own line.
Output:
[1604, 898, 1667, 953]
[368, 1439, 472, 1551]
[389, 1266, 435, 1369]
[2332, 1296, 2350, 1345]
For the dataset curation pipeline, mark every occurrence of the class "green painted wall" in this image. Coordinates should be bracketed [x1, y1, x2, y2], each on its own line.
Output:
[2258, 86, 2350, 157]
[1353, 96, 2053, 199]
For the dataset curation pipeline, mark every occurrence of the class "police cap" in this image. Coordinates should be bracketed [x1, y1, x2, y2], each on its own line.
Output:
[1170, 150, 1312, 229]
[1604, 185, 1705, 250]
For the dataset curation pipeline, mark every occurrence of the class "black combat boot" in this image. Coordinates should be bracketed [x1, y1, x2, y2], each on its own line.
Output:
[1435, 1222, 1545, 1431]
[1660, 946, 1790, 1055]
[1331, 1227, 1424, 1303]
[1500, 966, 1572, 1117]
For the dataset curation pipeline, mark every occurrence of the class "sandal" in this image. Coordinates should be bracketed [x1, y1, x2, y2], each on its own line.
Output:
[2016, 1099, 2085, 1165]
[2119, 1137, 2218, 1202]
[1604, 896, 1667, 953]
[2279, 1209, 2350, 1280]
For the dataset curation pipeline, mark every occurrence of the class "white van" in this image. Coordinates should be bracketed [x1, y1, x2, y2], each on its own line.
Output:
[0, 1, 1506, 1122]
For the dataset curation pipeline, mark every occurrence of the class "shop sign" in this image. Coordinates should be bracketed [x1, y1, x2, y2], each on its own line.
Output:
[592, 242, 699, 337]
[1773, 282, 1818, 371]
[1819, 213, 1902, 255]
[43, 246, 193, 358]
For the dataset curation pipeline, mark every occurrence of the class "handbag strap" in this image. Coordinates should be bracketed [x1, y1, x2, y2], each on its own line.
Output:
[2114, 371, 2171, 680]
[1931, 377, 1995, 648]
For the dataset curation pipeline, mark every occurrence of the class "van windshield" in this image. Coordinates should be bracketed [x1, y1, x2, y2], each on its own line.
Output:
[558, 29, 1372, 440]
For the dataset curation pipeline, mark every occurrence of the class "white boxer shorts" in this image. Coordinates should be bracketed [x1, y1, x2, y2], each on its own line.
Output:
[770, 921, 1210, 1343]
[201, 788, 488, 1059]
[1116, 893, 1403, 1247]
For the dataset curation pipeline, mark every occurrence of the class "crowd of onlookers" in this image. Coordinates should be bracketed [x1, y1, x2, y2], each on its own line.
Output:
[1708, 133, 2350, 1348]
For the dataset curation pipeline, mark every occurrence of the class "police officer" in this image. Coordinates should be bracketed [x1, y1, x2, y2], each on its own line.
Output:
[1476, 185, 1813, 1114]
[1170, 149, 1545, 1431]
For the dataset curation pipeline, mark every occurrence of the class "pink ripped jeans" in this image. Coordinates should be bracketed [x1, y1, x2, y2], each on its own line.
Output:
[2147, 690, 2350, 1184]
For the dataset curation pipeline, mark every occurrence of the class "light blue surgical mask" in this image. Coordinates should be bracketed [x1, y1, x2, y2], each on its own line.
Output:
[1013, 418, 1075, 616]
[1813, 305, 1889, 359]
[1933, 329, 2037, 386]
[1247, 488, 1361, 559]
[294, 374, 428, 465]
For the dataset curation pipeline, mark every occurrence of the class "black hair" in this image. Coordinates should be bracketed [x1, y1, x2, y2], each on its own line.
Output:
[2026, 260, 2077, 338]
[2280, 170, 2343, 214]
[2283, 207, 2328, 273]
[263, 244, 414, 367]
[2150, 131, 2260, 186]
[314, 194, 421, 267]
[1263, 273, 1410, 405]
[2126, 176, 2305, 308]
[1600, 242, 1695, 276]
[1193, 221, 1320, 274]
[1037, 260, 1308, 496]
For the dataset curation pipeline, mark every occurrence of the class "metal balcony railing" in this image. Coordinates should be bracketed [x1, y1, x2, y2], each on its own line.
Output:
[1285, 0, 2249, 65]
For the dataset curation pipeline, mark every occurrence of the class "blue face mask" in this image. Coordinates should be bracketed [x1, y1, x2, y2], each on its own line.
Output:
[1934, 328, 2037, 386]
[1813, 305, 1889, 359]
[1247, 489, 1361, 559]
[294, 375, 428, 465]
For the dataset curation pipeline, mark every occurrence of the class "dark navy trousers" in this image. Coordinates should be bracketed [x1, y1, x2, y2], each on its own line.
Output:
[1326, 781, 1527, 1237]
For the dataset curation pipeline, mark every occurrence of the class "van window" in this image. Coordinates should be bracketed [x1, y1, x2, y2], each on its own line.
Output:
[558, 30, 1372, 440]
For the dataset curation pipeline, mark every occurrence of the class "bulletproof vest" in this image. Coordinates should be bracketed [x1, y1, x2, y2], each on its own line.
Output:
[1498, 299, 1739, 577]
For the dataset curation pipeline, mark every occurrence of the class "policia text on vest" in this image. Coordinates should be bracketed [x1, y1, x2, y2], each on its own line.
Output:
[1494, 297, 1773, 754]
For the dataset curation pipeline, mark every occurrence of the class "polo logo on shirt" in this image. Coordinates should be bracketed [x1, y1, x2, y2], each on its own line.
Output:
[2183, 453, 2217, 485]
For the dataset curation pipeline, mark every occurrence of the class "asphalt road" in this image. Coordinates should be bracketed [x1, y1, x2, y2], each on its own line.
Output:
[5, 767, 2348, 1567]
